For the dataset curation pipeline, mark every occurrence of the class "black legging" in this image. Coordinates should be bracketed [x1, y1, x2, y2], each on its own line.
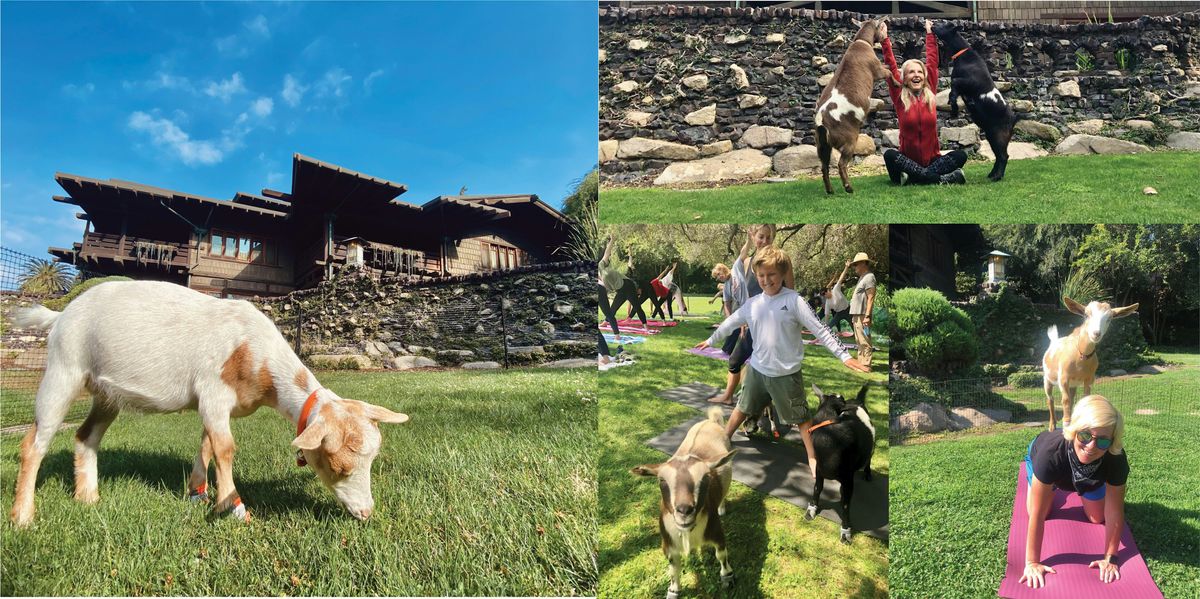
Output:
[598, 282, 620, 338]
[597, 328, 610, 357]
[883, 149, 967, 184]
[650, 291, 673, 321]
[727, 329, 754, 374]
[610, 279, 648, 326]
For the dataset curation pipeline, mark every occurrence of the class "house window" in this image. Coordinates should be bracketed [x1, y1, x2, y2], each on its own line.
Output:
[209, 230, 278, 265]
[483, 242, 520, 271]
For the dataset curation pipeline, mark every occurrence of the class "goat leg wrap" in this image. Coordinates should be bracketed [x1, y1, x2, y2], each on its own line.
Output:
[665, 590, 679, 599]
[721, 573, 736, 588]
[840, 526, 852, 544]
[229, 501, 249, 522]
[805, 503, 818, 520]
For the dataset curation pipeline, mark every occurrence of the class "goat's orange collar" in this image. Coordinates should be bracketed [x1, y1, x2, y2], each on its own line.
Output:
[809, 419, 837, 433]
[950, 48, 969, 61]
[295, 389, 321, 466]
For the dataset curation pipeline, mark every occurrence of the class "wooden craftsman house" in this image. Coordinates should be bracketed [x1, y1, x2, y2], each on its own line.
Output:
[49, 153, 572, 297]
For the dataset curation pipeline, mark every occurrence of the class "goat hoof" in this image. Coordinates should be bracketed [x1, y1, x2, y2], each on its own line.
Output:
[844, 185, 854, 194]
[721, 573, 736, 589]
[665, 590, 680, 599]
[805, 504, 817, 521]
[840, 527, 852, 544]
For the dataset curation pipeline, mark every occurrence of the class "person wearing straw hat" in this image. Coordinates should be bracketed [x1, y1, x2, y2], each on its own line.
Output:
[848, 252, 877, 368]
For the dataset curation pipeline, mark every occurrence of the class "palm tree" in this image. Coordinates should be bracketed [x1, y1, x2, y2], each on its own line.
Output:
[18, 258, 72, 295]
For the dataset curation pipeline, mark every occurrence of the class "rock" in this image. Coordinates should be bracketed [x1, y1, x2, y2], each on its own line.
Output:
[770, 66, 785, 76]
[391, 356, 438, 370]
[741, 125, 793, 148]
[611, 80, 639, 94]
[508, 345, 546, 356]
[1166, 131, 1200, 150]
[541, 358, 595, 368]
[995, 81, 1013, 92]
[386, 342, 410, 356]
[654, 148, 772, 185]
[897, 402, 951, 434]
[772, 145, 823, 175]
[979, 141, 1048, 161]
[310, 354, 373, 369]
[685, 104, 717, 126]
[1067, 119, 1105, 135]
[852, 134, 875, 156]
[1143, 187, 1158, 196]
[867, 98, 885, 114]
[1053, 70, 1080, 78]
[1010, 99, 1034, 113]
[1136, 364, 1164, 375]
[724, 33, 748, 45]
[940, 124, 980, 146]
[1125, 119, 1154, 131]
[1054, 134, 1150, 155]
[554, 284, 569, 292]
[857, 154, 886, 169]
[738, 94, 768, 109]
[625, 110, 654, 127]
[827, 34, 845, 48]
[812, 56, 829, 67]
[935, 88, 966, 111]
[554, 303, 573, 315]
[598, 49, 606, 63]
[678, 127, 714, 147]
[617, 137, 700, 161]
[599, 139, 618, 163]
[881, 129, 900, 148]
[463, 361, 501, 370]
[729, 64, 749, 90]
[765, 33, 785, 43]
[363, 340, 393, 358]
[1108, 369, 1128, 377]
[1151, 44, 1168, 52]
[628, 39, 650, 52]
[699, 139, 733, 156]
[1053, 80, 1081, 98]
[1015, 120, 1062, 141]
[817, 72, 834, 87]
[641, 95, 656, 105]
[682, 74, 709, 90]
[949, 407, 1007, 429]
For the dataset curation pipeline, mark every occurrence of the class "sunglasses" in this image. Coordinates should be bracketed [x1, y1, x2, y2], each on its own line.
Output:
[1076, 430, 1113, 450]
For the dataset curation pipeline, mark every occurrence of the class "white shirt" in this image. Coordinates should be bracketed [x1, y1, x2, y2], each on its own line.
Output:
[825, 285, 850, 315]
[706, 288, 851, 377]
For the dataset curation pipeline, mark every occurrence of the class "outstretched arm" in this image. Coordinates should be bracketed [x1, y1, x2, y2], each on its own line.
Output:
[880, 24, 904, 108]
[600, 235, 615, 267]
[1089, 485, 1126, 583]
[697, 304, 749, 349]
[924, 20, 939, 91]
[1021, 478, 1058, 588]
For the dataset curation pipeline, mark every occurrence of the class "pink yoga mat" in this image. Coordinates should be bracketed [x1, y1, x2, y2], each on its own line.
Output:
[617, 318, 677, 327]
[998, 463, 1162, 599]
[687, 346, 730, 361]
[598, 323, 659, 335]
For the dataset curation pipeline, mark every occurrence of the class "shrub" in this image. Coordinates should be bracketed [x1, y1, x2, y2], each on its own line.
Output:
[43, 276, 133, 311]
[1096, 314, 1155, 371]
[965, 285, 1040, 364]
[982, 363, 1017, 378]
[1008, 371, 1044, 388]
[308, 356, 363, 370]
[891, 288, 979, 378]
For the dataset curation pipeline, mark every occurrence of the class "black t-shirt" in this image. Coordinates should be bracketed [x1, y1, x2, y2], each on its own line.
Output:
[1030, 430, 1129, 494]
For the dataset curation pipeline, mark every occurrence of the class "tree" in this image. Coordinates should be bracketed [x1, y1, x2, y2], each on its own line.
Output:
[979, 225, 1091, 302]
[18, 258, 72, 295]
[558, 169, 600, 262]
[561, 169, 598, 220]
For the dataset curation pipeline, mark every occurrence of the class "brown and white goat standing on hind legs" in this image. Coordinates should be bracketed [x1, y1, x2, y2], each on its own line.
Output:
[1041, 297, 1138, 431]
[815, 18, 893, 194]
[633, 407, 736, 599]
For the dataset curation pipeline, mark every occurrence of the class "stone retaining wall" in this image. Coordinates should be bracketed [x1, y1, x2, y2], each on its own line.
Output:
[252, 261, 597, 369]
[599, 5, 1200, 185]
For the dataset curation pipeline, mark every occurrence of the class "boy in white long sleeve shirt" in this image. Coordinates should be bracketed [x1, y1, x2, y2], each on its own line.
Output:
[695, 246, 869, 476]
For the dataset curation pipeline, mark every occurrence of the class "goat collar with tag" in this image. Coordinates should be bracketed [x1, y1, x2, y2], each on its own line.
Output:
[1078, 346, 1097, 360]
[950, 48, 969, 62]
[808, 419, 837, 433]
[295, 389, 322, 467]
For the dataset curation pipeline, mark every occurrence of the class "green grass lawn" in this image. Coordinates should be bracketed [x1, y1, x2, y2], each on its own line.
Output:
[0, 368, 597, 596]
[600, 295, 890, 598]
[600, 152, 1200, 223]
[890, 349, 1200, 599]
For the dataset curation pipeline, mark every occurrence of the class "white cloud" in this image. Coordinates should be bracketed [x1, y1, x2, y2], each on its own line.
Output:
[62, 82, 95, 98]
[251, 96, 274, 117]
[281, 74, 307, 107]
[214, 34, 241, 56]
[244, 15, 270, 38]
[314, 67, 352, 99]
[204, 73, 246, 102]
[363, 69, 386, 93]
[127, 111, 243, 166]
[267, 171, 285, 186]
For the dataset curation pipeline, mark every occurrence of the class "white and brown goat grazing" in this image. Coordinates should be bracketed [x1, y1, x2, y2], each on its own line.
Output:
[815, 18, 892, 195]
[1041, 297, 1138, 431]
[632, 407, 736, 599]
[8, 280, 409, 528]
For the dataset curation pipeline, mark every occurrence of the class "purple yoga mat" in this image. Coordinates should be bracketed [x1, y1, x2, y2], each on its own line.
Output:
[686, 346, 730, 361]
[998, 463, 1162, 599]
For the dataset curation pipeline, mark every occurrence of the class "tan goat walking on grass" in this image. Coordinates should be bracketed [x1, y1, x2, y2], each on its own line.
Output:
[815, 18, 894, 194]
[1041, 297, 1139, 431]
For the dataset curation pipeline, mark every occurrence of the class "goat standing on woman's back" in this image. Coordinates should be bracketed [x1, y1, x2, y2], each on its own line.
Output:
[815, 18, 893, 195]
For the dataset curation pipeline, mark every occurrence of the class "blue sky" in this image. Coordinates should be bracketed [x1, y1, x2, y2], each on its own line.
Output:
[0, 1, 597, 259]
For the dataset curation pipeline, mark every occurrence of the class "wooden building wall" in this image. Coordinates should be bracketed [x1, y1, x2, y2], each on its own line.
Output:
[975, 1, 1200, 23]
[189, 233, 296, 297]
[444, 234, 529, 276]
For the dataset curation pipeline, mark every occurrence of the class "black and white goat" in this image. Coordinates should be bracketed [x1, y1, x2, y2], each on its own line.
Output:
[806, 384, 875, 544]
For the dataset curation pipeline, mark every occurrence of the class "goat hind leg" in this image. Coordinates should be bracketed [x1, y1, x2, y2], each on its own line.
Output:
[838, 147, 855, 193]
[806, 476, 825, 520]
[74, 398, 119, 504]
[1044, 376, 1057, 432]
[839, 476, 855, 544]
[206, 420, 249, 522]
[11, 366, 85, 526]
[986, 126, 1012, 181]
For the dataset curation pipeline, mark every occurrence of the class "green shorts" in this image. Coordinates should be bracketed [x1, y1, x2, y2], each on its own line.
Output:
[738, 367, 810, 425]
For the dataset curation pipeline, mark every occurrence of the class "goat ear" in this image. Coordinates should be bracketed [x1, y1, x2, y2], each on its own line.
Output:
[710, 450, 737, 470]
[631, 463, 663, 478]
[856, 384, 870, 404]
[1063, 297, 1087, 316]
[345, 399, 410, 424]
[1111, 303, 1139, 319]
[811, 383, 825, 398]
[292, 421, 326, 450]
[851, 17, 863, 27]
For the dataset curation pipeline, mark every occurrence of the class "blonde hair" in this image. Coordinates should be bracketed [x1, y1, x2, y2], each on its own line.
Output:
[1064, 395, 1125, 455]
[899, 59, 937, 112]
[711, 263, 731, 280]
[750, 224, 777, 243]
[751, 246, 792, 278]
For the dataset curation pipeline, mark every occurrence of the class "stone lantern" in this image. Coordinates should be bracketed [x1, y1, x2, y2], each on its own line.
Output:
[986, 250, 1011, 286]
[344, 237, 366, 268]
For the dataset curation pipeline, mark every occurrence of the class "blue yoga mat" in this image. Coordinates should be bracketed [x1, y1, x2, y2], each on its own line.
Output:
[603, 333, 646, 344]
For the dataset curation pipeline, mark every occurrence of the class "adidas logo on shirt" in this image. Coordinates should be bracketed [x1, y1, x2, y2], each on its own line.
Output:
[781, 305, 788, 311]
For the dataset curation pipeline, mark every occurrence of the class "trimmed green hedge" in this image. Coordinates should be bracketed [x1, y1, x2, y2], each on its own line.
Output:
[891, 288, 979, 378]
[1007, 371, 1044, 388]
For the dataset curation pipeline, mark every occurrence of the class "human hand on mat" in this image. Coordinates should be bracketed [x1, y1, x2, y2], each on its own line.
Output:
[694, 340, 711, 350]
[1019, 562, 1056, 588]
[1089, 557, 1121, 583]
[843, 358, 870, 373]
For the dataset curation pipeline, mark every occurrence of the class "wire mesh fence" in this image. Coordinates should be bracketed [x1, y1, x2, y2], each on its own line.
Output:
[1, 247, 86, 431]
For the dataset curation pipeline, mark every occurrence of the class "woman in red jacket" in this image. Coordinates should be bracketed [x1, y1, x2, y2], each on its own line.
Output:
[880, 20, 967, 185]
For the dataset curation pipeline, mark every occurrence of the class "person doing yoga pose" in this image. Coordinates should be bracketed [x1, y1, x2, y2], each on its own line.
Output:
[1020, 396, 1128, 589]
[648, 263, 678, 321]
[880, 19, 967, 185]
[598, 236, 647, 359]
[823, 262, 852, 334]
